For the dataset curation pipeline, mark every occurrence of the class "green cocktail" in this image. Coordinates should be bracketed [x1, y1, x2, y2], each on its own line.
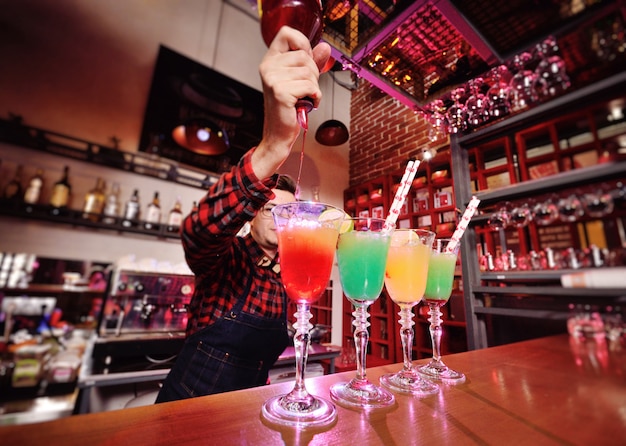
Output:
[424, 251, 457, 302]
[337, 231, 389, 302]
[417, 238, 466, 385]
[330, 217, 395, 409]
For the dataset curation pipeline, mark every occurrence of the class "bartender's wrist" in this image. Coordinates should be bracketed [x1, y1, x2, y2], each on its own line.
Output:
[250, 139, 291, 180]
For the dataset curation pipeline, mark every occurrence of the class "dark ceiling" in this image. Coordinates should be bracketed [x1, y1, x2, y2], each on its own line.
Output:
[322, 0, 625, 112]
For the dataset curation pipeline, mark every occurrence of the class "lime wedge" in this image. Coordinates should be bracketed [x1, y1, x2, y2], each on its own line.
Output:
[339, 219, 354, 234]
[319, 209, 352, 233]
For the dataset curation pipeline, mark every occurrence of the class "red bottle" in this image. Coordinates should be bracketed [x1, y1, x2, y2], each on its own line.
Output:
[260, 0, 323, 48]
[260, 0, 325, 129]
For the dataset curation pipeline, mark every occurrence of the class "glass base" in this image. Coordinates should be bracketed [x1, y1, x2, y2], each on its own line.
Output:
[417, 362, 466, 385]
[329, 378, 395, 409]
[379, 369, 439, 396]
[261, 394, 337, 428]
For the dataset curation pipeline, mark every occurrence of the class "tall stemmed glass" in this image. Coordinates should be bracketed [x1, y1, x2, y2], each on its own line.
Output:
[379, 229, 438, 396]
[417, 238, 466, 384]
[329, 217, 395, 408]
[262, 202, 343, 427]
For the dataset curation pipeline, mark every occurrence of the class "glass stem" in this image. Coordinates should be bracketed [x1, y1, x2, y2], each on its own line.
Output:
[428, 303, 443, 363]
[291, 303, 313, 399]
[352, 303, 370, 381]
[398, 305, 415, 371]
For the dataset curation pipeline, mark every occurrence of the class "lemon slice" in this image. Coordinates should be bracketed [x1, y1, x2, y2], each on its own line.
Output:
[319, 209, 352, 233]
[391, 230, 421, 246]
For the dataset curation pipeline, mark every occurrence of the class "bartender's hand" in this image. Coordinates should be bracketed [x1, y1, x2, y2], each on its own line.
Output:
[252, 26, 331, 180]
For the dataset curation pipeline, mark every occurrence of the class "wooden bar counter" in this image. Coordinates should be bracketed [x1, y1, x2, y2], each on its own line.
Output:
[2, 334, 624, 445]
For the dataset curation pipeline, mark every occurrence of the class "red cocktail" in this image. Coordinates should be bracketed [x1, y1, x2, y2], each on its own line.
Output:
[261, 201, 343, 428]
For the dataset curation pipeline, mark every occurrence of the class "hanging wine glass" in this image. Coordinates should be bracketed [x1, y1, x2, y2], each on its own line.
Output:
[509, 52, 538, 112]
[613, 182, 626, 210]
[532, 197, 559, 226]
[424, 99, 448, 143]
[446, 87, 467, 134]
[486, 65, 513, 120]
[463, 77, 489, 130]
[557, 194, 585, 222]
[582, 190, 614, 218]
[533, 36, 570, 99]
[487, 204, 511, 231]
[510, 202, 533, 228]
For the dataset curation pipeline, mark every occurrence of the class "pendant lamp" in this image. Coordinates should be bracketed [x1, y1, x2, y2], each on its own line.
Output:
[171, 2, 230, 156]
[172, 118, 229, 155]
[315, 76, 349, 146]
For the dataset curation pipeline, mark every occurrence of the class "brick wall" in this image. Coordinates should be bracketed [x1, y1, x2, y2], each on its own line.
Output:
[348, 79, 442, 186]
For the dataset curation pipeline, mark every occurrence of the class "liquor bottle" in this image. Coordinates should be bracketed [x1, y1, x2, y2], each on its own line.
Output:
[3, 164, 24, 202]
[122, 189, 141, 227]
[166, 196, 183, 232]
[23, 168, 45, 205]
[49, 165, 72, 211]
[102, 182, 121, 224]
[82, 177, 106, 221]
[144, 191, 161, 230]
[260, 0, 323, 48]
[260, 0, 324, 129]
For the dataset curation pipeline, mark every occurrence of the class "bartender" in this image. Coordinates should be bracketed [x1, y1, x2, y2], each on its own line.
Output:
[156, 26, 332, 403]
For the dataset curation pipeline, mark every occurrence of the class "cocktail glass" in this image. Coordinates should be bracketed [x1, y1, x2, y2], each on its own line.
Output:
[261, 201, 342, 427]
[379, 229, 439, 396]
[329, 217, 395, 408]
[417, 238, 466, 384]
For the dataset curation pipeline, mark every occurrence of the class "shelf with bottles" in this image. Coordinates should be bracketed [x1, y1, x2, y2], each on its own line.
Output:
[451, 71, 626, 349]
[0, 198, 183, 240]
[0, 155, 190, 241]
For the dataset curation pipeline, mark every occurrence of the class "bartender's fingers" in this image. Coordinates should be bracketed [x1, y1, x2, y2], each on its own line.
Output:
[264, 26, 329, 109]
[268, 26, 314, 56]
[313, 42, 332, 74]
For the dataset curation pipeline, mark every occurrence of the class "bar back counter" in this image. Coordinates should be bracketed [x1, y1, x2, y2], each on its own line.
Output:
[1, 334, 623, 445]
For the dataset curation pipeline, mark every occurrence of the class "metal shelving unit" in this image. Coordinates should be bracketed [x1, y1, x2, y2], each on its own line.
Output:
[0, 199, 183, 240]
[451, 71, 626, 350]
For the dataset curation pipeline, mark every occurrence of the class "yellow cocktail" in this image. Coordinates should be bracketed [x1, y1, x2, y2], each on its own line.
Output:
[384, 240, 431, 306]
[379, 229, 439, 396]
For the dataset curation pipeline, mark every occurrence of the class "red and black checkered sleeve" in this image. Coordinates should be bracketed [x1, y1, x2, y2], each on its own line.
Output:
[180, 149, 278, 278]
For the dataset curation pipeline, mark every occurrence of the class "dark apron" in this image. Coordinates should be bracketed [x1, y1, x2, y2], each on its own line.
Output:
[156, 274, 290, 403]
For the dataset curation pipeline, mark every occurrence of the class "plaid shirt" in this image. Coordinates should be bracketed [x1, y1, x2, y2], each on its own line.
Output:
[181, 150, 286, 336]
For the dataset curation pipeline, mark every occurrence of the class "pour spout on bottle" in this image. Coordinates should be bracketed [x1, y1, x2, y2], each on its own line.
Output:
[296, 97, 314, 130]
